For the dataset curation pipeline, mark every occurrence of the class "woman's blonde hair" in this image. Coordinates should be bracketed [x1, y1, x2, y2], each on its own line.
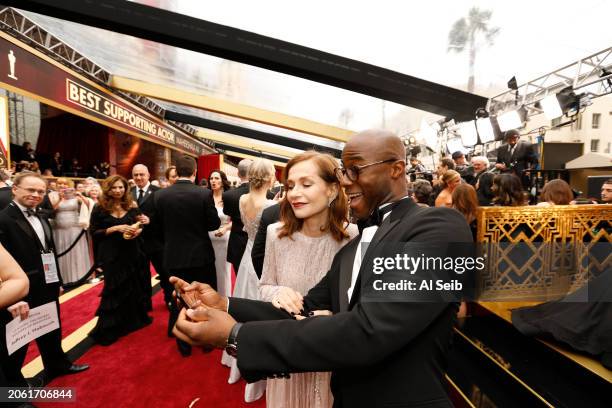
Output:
[248, 158, 275, 190]
[441, 170, 460, 188]
[56, 177, 74, 188]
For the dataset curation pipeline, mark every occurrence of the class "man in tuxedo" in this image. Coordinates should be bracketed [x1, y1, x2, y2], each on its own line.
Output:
[495, 129, 538, 188]
[0, 173, 88, 386]
[222, 159, 252, 273]
[0, 169, 12, 210]
[172, 130, 473, 407]
[131, 164, 171, 308]
[153, 155, 220, 355]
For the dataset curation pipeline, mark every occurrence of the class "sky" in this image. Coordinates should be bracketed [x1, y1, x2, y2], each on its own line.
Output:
[167, 0, 612, 95]
[28, 0, 612, 134]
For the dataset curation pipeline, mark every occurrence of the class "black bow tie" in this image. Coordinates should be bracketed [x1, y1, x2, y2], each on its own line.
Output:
[357, 203, 395, 234]
[25, 208, 37, 217]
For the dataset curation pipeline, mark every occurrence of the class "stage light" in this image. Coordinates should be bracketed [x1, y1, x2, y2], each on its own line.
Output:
[446, 137, 467, 155]
[457, 121, 478, 146]
[476, 117, 495, 143]
[497, 110, 522, 132]
[418, 118, 438, 151]
[539, 94, 563, 120]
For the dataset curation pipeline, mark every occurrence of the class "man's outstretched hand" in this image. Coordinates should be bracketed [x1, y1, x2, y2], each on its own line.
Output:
[169, 276, 229, 311]
[173, 306, 237, 349]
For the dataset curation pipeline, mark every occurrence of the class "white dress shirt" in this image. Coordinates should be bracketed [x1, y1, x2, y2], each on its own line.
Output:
[347, 201, 396, 302]
[14, 201, 46, 249]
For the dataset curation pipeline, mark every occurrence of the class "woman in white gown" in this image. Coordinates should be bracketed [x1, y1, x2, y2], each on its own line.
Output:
[49, 177, 93, 284]
[221, 158, 276, 403]
[207, 170, 233, 297]
[259, 151, 357, 408]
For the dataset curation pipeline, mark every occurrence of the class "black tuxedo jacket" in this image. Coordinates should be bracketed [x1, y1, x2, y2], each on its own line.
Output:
[251, 203, 280, 278]
[496, 140, 538, 175]
[222, 183, 249, 267]
[0, 186, 12, 210]
[131, 184, 159, 206]
[228, 199, 473, 407]
[153, 180, 220, 270]
[131, 184, 162, 253]
[0, 202, 62, 306]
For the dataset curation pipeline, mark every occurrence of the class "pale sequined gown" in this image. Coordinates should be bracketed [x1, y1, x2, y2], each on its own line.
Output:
[259, 222, 358, 408]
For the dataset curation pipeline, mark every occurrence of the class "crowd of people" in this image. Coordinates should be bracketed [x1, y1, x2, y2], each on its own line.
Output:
[0, 129, 610, 407]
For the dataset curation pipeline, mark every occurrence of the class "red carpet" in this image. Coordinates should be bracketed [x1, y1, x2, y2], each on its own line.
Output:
[24, 283, 103, 365]
[39, 290, 267, 408]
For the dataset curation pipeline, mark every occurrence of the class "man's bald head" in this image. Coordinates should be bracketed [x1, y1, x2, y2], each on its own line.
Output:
[132, 164, 150, 188]
[344, 129, 405, 162]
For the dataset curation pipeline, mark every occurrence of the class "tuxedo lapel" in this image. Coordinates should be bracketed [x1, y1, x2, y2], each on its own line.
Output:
[39, 216, 53, 251]
[7, 203, 43, 250]
[347, 199, 419, 310]
[338, 239, 359, 312]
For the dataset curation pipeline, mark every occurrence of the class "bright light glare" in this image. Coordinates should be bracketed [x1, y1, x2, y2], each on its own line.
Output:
[497, 110, 522, 132]
[540, 94, 563, 120]
[458, 121, 478, 146]
[476, 118, 495, 143]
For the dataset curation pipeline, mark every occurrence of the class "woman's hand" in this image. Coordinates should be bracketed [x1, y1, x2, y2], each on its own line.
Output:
[271, 286, 303, 315]
[109, 224, 132, 234]
[136, 214, 150, 225]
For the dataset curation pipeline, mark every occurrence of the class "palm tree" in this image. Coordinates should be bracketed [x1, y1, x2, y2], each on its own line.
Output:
[447, 7, 500, 93]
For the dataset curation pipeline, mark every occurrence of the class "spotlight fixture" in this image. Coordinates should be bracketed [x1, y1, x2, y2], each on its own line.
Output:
[476, 117, 495, 143]
[497, 110, 522, 132]
[457, 121, 478, 147]
[446, 137, 466, 155]
[507, 76, 518, 90]
[418, 118, 438, 151]
[538, 94, 563, 120]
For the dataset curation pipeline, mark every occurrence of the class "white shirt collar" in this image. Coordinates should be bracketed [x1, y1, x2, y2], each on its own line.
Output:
[13, 201, 33, 214]
[137, 182, 151, 193]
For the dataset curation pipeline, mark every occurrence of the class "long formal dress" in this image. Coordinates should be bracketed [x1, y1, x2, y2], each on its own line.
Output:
[222, 198, 275, 402]
[52, 198, 92, 284]
[208, 206, 232, 297]
[259, 222, 357, 408]
[88, 206, 152, 345]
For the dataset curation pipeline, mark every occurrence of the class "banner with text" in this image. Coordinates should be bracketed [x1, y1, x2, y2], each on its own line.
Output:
[0, 33, 207, 157]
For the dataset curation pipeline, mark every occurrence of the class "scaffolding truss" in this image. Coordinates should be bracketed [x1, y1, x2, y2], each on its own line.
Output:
[488, 47, 612, 117]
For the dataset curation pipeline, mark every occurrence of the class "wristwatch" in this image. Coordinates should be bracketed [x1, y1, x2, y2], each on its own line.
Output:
[225, 322, 243, 357]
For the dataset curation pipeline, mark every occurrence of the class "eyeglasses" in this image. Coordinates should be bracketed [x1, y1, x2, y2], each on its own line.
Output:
[335, 159, 396, 182]
[15, 186, 47, 196]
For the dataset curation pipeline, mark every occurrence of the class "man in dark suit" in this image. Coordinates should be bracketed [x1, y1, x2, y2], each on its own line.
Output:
[251, 202, 280, 278]
[495, 129, 539, 188]
[130, 164, 171, 308]
[153, 155, 220, 355]
[222, 159, 252, 273]
[0, 173, 88, 386]
[172, 130, 473, 407]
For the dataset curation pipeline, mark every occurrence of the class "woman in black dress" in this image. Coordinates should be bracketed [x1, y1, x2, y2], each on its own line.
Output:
[88, 175, 151, 345]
